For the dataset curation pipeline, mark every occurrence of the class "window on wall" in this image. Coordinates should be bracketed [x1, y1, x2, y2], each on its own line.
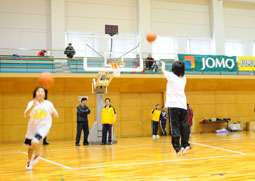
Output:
[225, 40, 244, 56]
[188, 39, 211, 55]
[66, 32, 92, 57]
[66, 32, 138, 57]
[152, 37, 177, 60]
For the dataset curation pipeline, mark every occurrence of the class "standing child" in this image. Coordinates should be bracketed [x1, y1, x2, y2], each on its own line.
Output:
[24, 86, 58, 170]
[161, 60, 191, 156]
[151, 104, 161, 140]
[160, 107, 168, 136]
[101, 98, 116, 145]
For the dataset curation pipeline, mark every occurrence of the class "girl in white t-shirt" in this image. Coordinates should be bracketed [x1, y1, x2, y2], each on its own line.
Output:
[161, 60, 191, 156]
[24, 86, 58, 170]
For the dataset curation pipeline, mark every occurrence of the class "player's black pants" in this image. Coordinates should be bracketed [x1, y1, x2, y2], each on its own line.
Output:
[76, 121, 89, 144]
[160, 120, 167, 135]
[152, 121, 159, 135]
[168, 108, 190, 152]
[43, 137, 48, 143]
[102, 124, 113, 144]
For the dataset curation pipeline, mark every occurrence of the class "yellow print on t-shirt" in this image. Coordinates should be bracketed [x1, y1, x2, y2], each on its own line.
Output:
[34, 109, 47, 120]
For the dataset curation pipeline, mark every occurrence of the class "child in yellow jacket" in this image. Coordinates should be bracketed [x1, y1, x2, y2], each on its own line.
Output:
[101, 98, 116, 145]
[151, 104, 161, 140]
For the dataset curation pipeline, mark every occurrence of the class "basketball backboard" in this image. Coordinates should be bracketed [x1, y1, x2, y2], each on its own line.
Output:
[83, 35, 143, 73]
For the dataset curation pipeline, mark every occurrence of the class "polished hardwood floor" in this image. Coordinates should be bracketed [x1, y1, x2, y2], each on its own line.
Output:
[0, 132, 255, 180]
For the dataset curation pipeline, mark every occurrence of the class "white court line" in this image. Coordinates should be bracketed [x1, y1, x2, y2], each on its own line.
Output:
[0, 151, 27, 155]
[190, 142, 247, 155]
[73, 141, 247, 170]
[19, 151, 73, 170]
[72, 168, 255, 179]
[224, 172, 255, 177]
[19, 141, 247, 171]
[22, 137, 254, 153]
[192, 137, 255, 143]
[33, 143, 170, 152]
[72, 154, 241, 170]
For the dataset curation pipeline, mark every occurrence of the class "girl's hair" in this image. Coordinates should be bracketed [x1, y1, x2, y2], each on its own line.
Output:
[156, 104, 160, 107]
[105, 98, 111, 102]
[172, 61, 185, 77]
[33, 86, 48, 100]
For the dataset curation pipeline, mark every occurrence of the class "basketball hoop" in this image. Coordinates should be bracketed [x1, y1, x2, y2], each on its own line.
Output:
[109, 61, 125, 77]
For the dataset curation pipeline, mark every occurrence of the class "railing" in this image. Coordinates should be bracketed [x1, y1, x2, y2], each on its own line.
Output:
[0, 56, 56, 73]
[0, 54, 254, 75]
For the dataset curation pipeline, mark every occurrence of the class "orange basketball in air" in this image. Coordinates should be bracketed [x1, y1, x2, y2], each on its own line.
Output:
[146, 32, 157, 43]
[38, 72, 54, 89]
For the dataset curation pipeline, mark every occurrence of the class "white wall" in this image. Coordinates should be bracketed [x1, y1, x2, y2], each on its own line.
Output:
[223, 2, 255, 40]
[65, 0, 138, 34]
[223, 1, 255, 56]
[0, 0, 255, 56]
[151, 0, 211, 38]
[0, 0, 51, 54]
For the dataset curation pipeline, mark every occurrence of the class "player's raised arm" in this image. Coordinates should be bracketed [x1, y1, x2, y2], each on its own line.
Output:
[24, 98, 38, 117]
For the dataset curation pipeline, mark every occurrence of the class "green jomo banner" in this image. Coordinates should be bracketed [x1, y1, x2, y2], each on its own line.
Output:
[178, 54, 237, 72]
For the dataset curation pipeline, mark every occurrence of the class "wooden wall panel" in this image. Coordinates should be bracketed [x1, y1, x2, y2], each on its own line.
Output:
[193, 91, 216, 105]
[3, 93, 31, 109]
[119, 79, 144, 92]
[215, 104, 238, 118]
[53, 108, 65, 124]
[187, 91, 255, 133]
[0, 109, 2, 143]
[0, 125, 2, 143]
[108, 78, 121, 92]
[194, 79, 219, 91]
[237, 104, 255, 117]
[142, 79, 166, 92]
[236, 92, 255, 104]
[0, 75, 255, 143]
[48, 92, 65, 108]
[218, 80, 239, 91]
[2, 109, 27, 125]
[0, 93, 2, 108]
[215, 91, 236, 104]
[64, 78, 93, 92]
[2, 78, 34, 93]
[45, 78, 65, 92]
[120, 93, 142, 137]
[65, 123, 73, 140]
[48, 123, 65, 140]
[120, 121, 143, 137]
[3, 125, 27, 142]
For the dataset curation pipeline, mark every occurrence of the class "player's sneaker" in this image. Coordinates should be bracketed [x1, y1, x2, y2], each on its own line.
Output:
[31, 152, 41, 166]
[156, 135, 160, 139]
[176, 147, 184, 157]
[182, 146, 191, 155]
[26, 161, 32, 170]
[152, 135, 156, 140]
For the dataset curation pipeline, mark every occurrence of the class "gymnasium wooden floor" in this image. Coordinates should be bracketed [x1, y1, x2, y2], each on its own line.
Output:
[0, 132, 255, 180]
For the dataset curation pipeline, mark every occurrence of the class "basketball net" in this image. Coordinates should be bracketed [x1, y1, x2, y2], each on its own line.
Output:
[109, 61, 125, 77]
